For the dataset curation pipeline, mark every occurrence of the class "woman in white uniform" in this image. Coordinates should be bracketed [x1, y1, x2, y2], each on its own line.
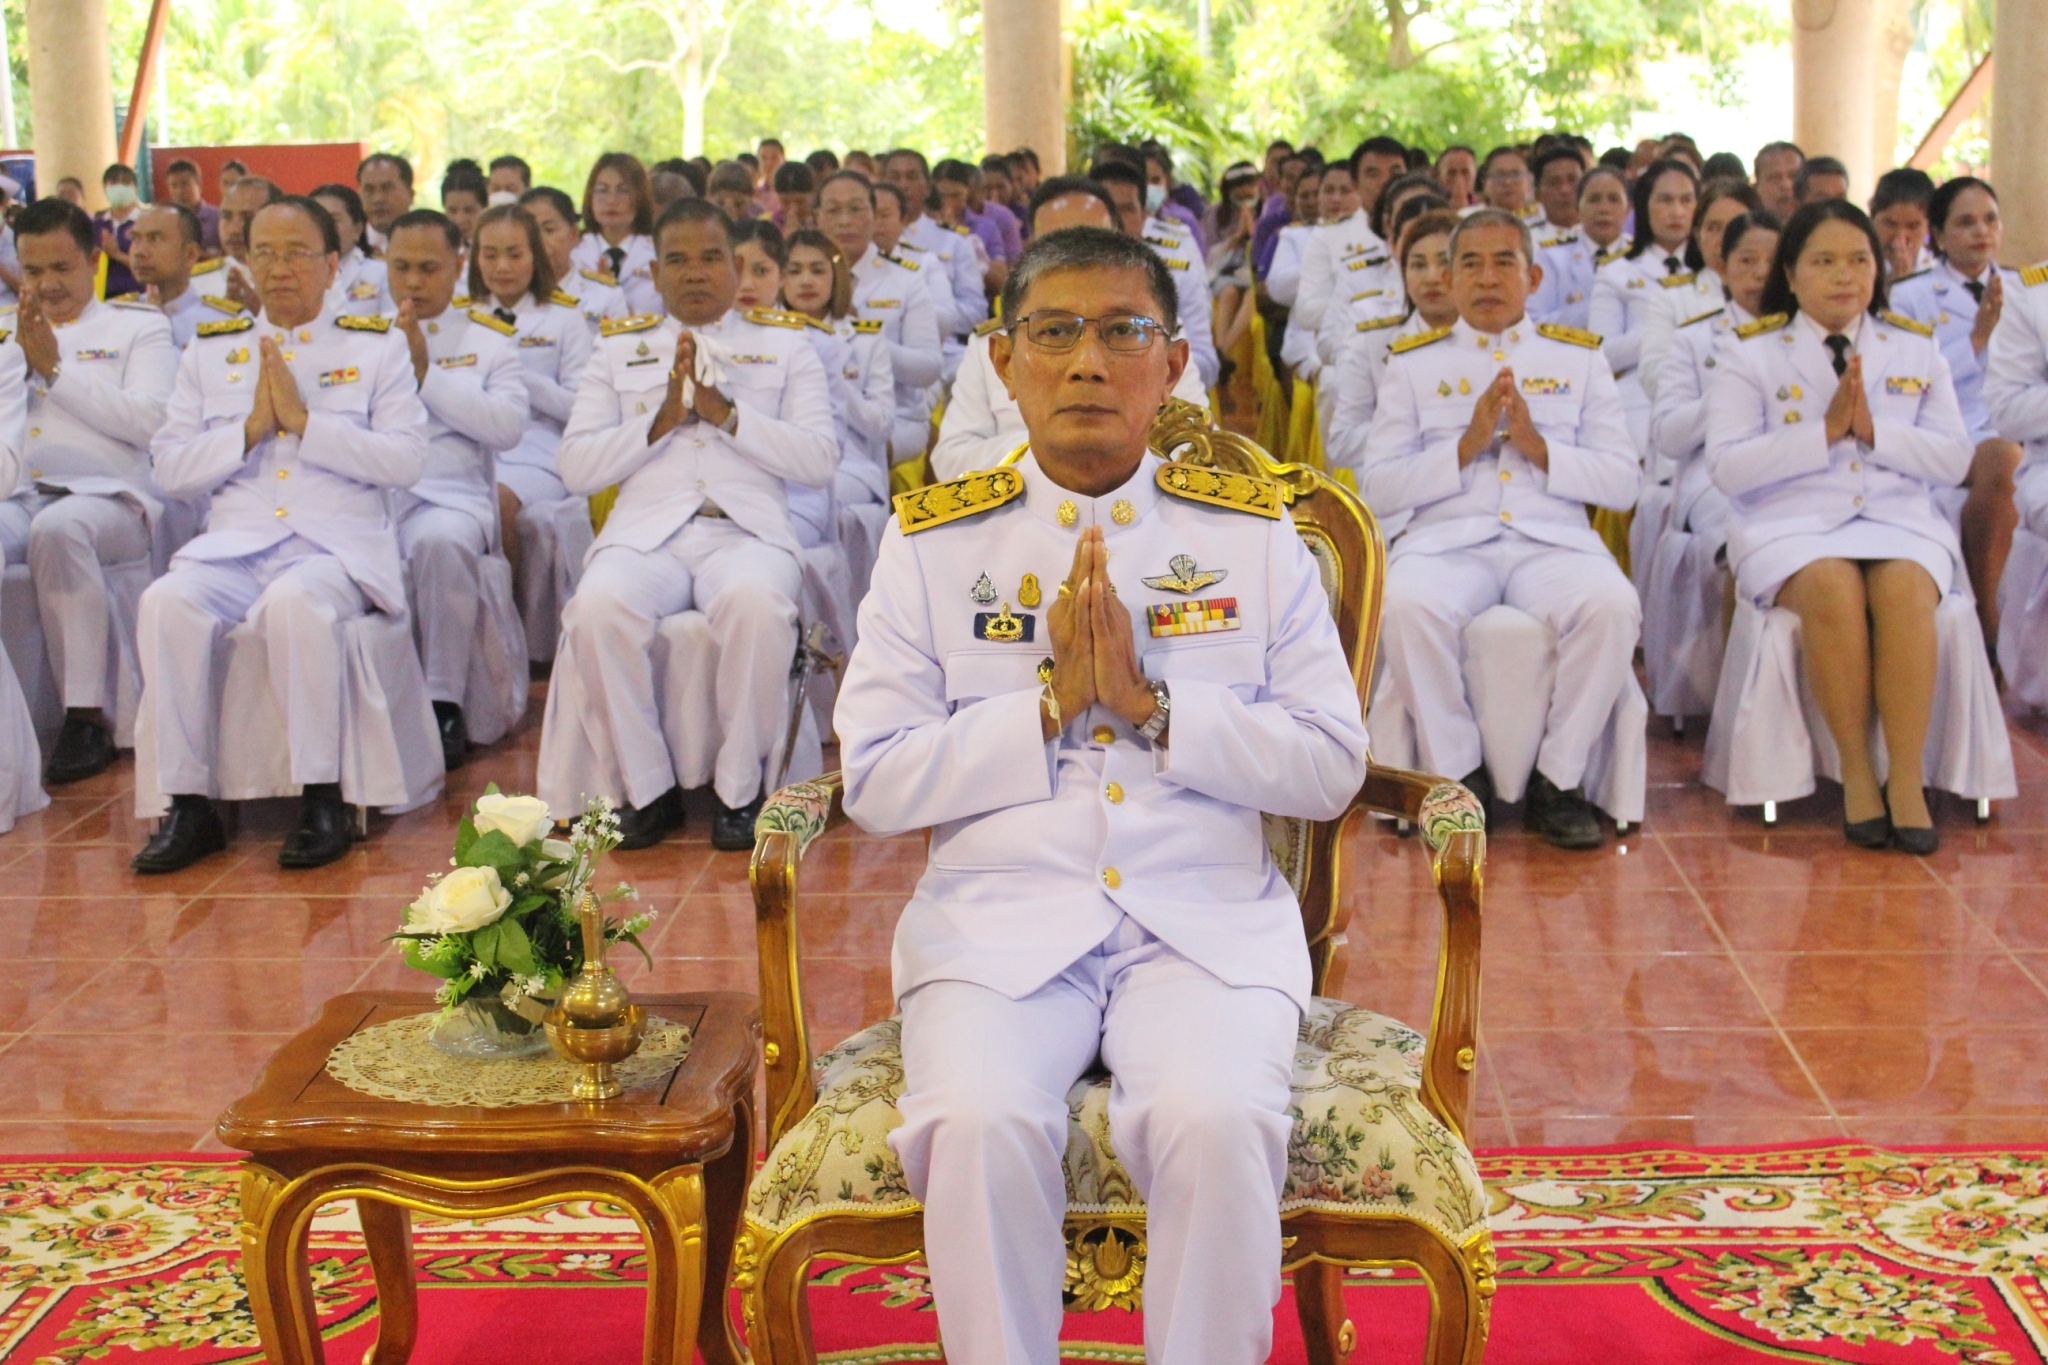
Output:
[569, 153, 661, 316]
[1590, 157, 1700, 455]
[519, 186, 628, 329]
[1326, 208, 1460, 486]
[1531, 164, 1630, 331]
[1706, 199, 1972, 853]
[310, 182, 389, 317]
[1638, 180, 1763, 404]
[469, 203, 595, 659]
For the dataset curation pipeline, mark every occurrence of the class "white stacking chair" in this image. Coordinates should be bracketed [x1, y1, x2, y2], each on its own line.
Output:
[1642, 514, 1727, 722]
[2, 561, 57, 750]
[514, 494, 595, 664]
[1998, 526, 2048, 716]
[0, 637, 48, 834]
[1, 553, 152, 753]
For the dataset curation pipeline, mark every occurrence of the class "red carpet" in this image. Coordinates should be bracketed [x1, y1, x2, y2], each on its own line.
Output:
[5, 1145, 2045, 1362]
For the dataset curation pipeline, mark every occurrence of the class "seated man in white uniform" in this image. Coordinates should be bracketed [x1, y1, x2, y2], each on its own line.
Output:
[2, 198, 178, 784]
[128, 203, 236, 350]
[836, 225, 1369, 1365]
[931, 175, 1209, 480]
[383, 209, 529, 769]
[816, 172, 943, 464]
[1364, 208, 1641, 849]
[540, 198, 838, 851]
[132, 196, 430, 873]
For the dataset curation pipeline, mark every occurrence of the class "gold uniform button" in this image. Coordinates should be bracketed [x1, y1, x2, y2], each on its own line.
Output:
[1498, 470, 1511, 482]
[1499, 510, 1513, 522]
[274, 507, 288, 517]
[1092, 725, 1115, 744]
[1850, 461, 1862, 472]
[276, 469, 288, 479]
[1853, 495, 1864, 507]
[27, 428, 38, 438]
[1492, 350, 1506, 361]
[1105, 782, 1124, 804]
[1102, 867, 1121, 889]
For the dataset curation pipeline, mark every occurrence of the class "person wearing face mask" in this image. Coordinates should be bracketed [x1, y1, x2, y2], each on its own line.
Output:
[1531, 165, 1631, 331]
[1590, 157, 1702, 458]
[1140, 143, 1205, 253]
[95, 164, 146, 300]
[1327, 209, 1462, 488]
[571, 153, 662, 317]
[816, 172, 943, 467]
[488, 156, 533, 201]
[310, 183, 391, 319]
[518, 186, 629, 330]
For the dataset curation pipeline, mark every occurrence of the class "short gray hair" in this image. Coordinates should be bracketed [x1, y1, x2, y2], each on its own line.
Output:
[999, 225, 1180, 333]
[1447, 207, 1533, 265]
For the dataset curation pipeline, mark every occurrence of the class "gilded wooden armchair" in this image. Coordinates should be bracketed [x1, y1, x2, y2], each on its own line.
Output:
[736, 400, 1493, 1364]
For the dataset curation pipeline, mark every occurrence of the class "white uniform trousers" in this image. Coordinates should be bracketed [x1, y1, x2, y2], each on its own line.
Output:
[511, 495, 592, 663]
[137, 539, 368, 797]
[1380, 532, 1640, 790]
[0, 498, 27, 563]
[893, 916, 1299, 1365]
[27, 493, 152, 711]
[552, 516, 799, 809]
[399, 504, 489, 703]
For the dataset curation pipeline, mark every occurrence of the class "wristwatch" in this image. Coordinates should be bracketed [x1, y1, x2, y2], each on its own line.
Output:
[1136, 679, 1171, 743]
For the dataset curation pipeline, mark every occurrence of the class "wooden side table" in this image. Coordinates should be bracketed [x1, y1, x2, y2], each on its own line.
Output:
[216, 991, 759, 1365]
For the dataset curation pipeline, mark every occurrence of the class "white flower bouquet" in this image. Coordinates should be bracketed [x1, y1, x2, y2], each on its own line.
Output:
[392, 788, 656, 1040]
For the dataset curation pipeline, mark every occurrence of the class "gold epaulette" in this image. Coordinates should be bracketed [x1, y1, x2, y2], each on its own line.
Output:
[1163, 258, 1190, 271]
[947, 222, 972, 236]
[1658, 272, 1699, 289]
[336, 314, 392, 332]
[599, 313, 660, 337]
[1735, 312, 1790, 340]
[1389, 325, 1453, 355]
[1350, 288, 1386, 302]
[201, 295, 246, 315]
[197, 316, 255, 337]
[107, 291, 142, 303]
[1891, 267, 1931, 285]
[1143, 234, 1182, 249]
[1155, 463, 1284, 519]
[580, 267, 619, 287]
[467, 307, 516, 336]
[451, 295, 471, 309]
[1596, 243, 1629, 266]
[109, 297, 157, 311]
[1538, 322, 1603, 349]
[0, 330, 10, 344]
[2022, 263, 2048, 288]
[895, 467, 1023, 534]
[191, 257, 226, 276]
[549, 289, 580, 308]
[1679, 307, 1725, 329]
[744, 306, 826, 332]
[1537, 233, 1578, 249]
[973, 315, 1005, 338]
[852, 318, 883, 334]
[1881, 309, 1934, 338]
[879, 251, 919, 271]
[1356, 314, 1404, 333]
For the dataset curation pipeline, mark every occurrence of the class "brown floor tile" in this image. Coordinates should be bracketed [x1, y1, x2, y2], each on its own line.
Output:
[1503, 1115, 1846, 1146]
[0, 796, 114, 845]
[1703, 887, 1999, 953]
[0, 895, 190, 959]
[1487, 1029, 1828, 1118]
[1836, 1116, 2048, 1145]
[1738, 952, 2048, 1029]
[1657, 833, 1941, 890]
[1475, 888, 1723, 956]
[1479, 839, 1693, 894]
[133, 896, 407, 961]
[3, 844, 249, 897]
[0, 960, 112, 1032]
[1482, 953, 1771, 1030]
[0, 1032, 294, 1118]
[0, 1119, 221, 1153]
[1465, 1118, 1517, 1150]
[1919, 831, 2048, 885]
[1947, 885, 2048, 951]
[30, 957, 382, 1034]
[1787, 1028, 2048, 1114]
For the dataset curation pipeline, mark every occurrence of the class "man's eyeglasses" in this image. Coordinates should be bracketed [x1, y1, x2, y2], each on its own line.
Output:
[1009, 309, 1165, 353]
[248, 246, 325, 268]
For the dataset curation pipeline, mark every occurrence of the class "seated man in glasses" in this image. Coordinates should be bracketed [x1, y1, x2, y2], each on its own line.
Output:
[833, 225, 1369, 1365]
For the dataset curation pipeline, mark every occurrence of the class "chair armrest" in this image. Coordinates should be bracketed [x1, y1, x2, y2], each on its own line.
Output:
[1357, 763, 1485, 1143]
[749, 772, 850, 1150]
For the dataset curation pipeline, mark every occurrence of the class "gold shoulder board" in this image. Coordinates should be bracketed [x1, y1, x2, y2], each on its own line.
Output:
[1155, 462, 1285, 519]
[0, 330, 10, 344]
[1143, 234, 1178, 249]
[895, 467, 1024, 534]
[742, 307, 811, 331]
[197, 316, 255, 337]
[1679, 307, 1725, 329]
[2022, 263, 2048, 288]
[107, 291, 141, 303]
[852, 318, 884, 333]
[451, 295, 471, 309]
[948, 222, 972, 236]
[1389, 325, 1453, 355]
[110, 297, 156, 310]
[580, 267, 620, 286]
[1537, 323, 1603, 349]
[190, 257, 225, 276]
[201, 294, 246, 315]
[1734, 312, 1790, 340]
[467, 307, 517, 336]
[599, 313, 660, 337]
[1891, 267, 1930, 285]
[336, 314, 392, 332]
[1881, 309, 1934, 338]
[973, 315, 1005, 338]
[1357, 314, 1404, 333]
[549, 289, 580, 308]
[1658, 272, 1699, 289]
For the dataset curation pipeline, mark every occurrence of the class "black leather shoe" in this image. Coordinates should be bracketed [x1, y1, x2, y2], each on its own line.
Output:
[278, 784, 357, 869]
[1844, 814, 1893, 849]
[46, 714, 115, 785]
[1891, 823, 1940, 856]
[133, 796, 227, 874]
[434, 701, 470, 771]
[1458, 766, 1496, 833]
[711, 794, 765, 852]
[1524, 771, 1606, 850]
[615, 786, 683, 850]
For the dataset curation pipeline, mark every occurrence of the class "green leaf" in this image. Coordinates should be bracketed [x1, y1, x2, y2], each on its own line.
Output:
[453, 814, 478, 863]
[459, 828, 525, 879]
[470, 923, 501, 971]
[495, 919, 537, 976]
[402, 940, 461, 979]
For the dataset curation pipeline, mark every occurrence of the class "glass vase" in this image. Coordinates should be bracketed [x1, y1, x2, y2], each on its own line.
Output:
[430, 995, 551, 1059]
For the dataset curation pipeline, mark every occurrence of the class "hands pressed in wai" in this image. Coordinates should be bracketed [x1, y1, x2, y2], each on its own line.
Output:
[1042, 526, 1160, 741]
[647, 332, 735, 444]
[1824, 355, 1875, 447]
[1456, 368, 1548, 469]
[241, 336, 310, 450]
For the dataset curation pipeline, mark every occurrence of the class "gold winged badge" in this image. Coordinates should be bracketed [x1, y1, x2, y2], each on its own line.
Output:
[1142, 553, 1228, 595]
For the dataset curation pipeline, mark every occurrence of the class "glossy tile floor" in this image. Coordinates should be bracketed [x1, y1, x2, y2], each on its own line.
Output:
[3, 683, 2047, 1155]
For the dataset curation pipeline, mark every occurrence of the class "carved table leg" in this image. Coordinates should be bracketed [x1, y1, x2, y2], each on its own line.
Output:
[645, 1168, 708, 1365]
[358, 1199, 418, 1365]
[240, 1164, 327, 1365]
[697, 1100, 753, 1365]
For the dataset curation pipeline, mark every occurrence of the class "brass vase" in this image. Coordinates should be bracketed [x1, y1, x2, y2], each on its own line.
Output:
[543, 891, 646, 1100]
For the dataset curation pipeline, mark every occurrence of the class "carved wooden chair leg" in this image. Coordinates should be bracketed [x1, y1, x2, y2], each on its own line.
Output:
[742, 1231, 821, 1365]
[357, 1199, 418, 1365]
[1419, 1250, 1483, 1365]
[1293, 1259, 1355, 1365]
[698, 1101, 754, 1365]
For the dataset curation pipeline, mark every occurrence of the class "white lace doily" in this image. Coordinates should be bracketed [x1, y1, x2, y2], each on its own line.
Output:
[326, 1012, 693, 1107]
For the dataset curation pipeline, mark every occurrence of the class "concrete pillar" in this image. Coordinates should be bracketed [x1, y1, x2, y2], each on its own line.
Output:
[25, 0, 117, 210]
[1992, 0, 2048, 264]
[983, 0, 1066, 173]
[1791, 0, 1878, 200]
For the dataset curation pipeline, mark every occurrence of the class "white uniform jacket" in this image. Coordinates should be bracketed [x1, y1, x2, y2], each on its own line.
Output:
[1263, 223, 1311, 306]
[13, 298, 178, 517]
[556, 267, 631, 330]
[898, 213, 983, 340]
[837, 450, 1370, 1009]
[496, 291, 594, 482]
[1985, 264, 2048, 525]
[1143, 220, 1220, 389]
[0, 343, 27, 485]
[571, 232, 660, 317]
[1890, 259, 2018, 443]
[559, 308, 838, 558]
[1314, 278, 1401, 370]
[328, 249, 390, 317]
[1706, 310, 1971, 570]
[1637, 268, 1722, 402]
[1590, 250, 1695, 381]
[1290, 211, 1387, 336]
[403, 307, 529, 535]
[834, 318, 898, 500]
[929, 324, 1211, 481]
[159, 288, 246, 351]
[1363, 317, 1640, 559]
[1650, 301, 1747, 530]
[1326, 311, 1428, 486]
[149, 309, 431, 614]
[852, 244, 943, 396]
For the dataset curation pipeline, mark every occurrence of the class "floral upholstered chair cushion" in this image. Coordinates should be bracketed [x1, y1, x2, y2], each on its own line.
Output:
[744, 998, 1489, 1246]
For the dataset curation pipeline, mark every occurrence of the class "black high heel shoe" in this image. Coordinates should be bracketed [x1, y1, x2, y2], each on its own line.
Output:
[1884, 785, 1940, 855]
[1844, 790, 1892, 850]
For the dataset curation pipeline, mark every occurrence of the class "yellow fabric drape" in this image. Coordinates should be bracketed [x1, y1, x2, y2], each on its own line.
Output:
[1590, 506, 1633, 576]
[588, 485, 619, 535]
[1284, 375, 1327, 473]
[1250, 312, 1289, 458]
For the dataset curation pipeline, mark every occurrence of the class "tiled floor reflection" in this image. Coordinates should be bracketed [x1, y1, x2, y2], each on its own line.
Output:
[3, 681, 2047, 1154]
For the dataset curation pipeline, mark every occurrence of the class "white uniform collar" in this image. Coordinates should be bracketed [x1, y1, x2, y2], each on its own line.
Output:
[1796, 308, 1864, 348]
[1449, 314, 1533, 351]
[1938, 257, 1994, 288]
[1016, 446, 1163, 532]
[51, 296, 103, 330]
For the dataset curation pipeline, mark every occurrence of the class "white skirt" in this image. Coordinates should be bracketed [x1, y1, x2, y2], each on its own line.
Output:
[1737, 516, 1955, 608]
[497, 462, 568, 509]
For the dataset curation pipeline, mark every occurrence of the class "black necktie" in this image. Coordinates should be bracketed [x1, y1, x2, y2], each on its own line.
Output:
[604, 245, 625, 279]
[1824, 334, 1851, 377]
[1664, 254, 1683, 276]
[1964, 278, 1985, 304]
[494, 306, 518, 328]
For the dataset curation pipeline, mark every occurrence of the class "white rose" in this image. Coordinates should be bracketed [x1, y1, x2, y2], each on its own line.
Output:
[473, 793, 553, 847]
[407, 865, 513, 934]
[540, 838, 574, 862]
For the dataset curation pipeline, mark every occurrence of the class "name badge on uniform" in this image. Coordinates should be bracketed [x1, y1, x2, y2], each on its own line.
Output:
[1626, 278, 1644, 289]
[319, 366, 361, 388]
[729, 354, 776, 365]
[74, 348, 119, 361]
[1148, 597, 1240, 637]
[436, 353, 478, 369]
[518, 335, 557, 348]
[868, 299, 901, 309]
[1521, 377, 1570, 395]
[625, 355, 662, 367]
[348, 281, 379, 300]
[972, 604, 1034, 642]
[1885, 376, 1930, 395]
